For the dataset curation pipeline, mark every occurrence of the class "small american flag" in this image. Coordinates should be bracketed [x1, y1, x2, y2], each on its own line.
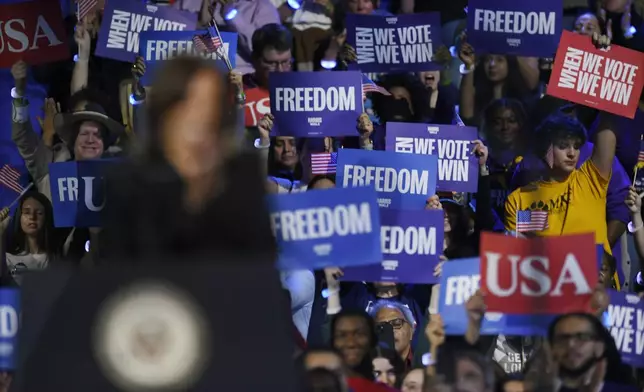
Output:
[0, 165, 23, 194]
[516, 210, 548, 232]
[362, 74, 391, 96]
[311, 153, 337, 175]
[638, 140, 644, 163]
[193, 33, 223, 54]
[77, 0, 98, 21]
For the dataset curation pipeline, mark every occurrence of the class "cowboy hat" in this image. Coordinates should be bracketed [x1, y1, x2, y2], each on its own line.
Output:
[53, 103, 124, 146]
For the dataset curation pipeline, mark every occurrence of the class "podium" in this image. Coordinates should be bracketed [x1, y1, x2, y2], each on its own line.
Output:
[12, 259, 297, 391]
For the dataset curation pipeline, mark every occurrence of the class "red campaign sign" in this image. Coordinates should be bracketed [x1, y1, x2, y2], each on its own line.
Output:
[0, 0, 69, 68]
[547, 30, 644, 119]
[244, 87, 270, 127]
[480, 232, 597, 315]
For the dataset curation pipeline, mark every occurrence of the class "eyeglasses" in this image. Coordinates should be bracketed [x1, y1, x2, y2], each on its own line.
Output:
[552, 332, 597, 346]
[260, 58, 293, 71]
[377, 318, 406, 330]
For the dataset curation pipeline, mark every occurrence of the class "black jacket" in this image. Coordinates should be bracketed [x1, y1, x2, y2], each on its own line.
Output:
[99, 151, 276, 262]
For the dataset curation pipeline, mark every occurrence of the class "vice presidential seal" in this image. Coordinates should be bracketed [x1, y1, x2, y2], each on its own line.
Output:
[93, 280, 210, 391]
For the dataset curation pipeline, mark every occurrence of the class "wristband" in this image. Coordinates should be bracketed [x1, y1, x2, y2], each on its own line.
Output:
[10, 87, 24, 99]
[628, 221, 643, 233]
[459, 63, 474, 75]
[254, 138, 270, 149]
[129, 94, 145, 106]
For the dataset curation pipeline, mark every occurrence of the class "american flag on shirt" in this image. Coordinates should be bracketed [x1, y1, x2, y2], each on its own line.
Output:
[362, 74, 391, 96]
[0, 165, 23, 194]
[311, 153, 337, 175]
[192, 33, 223, 54]
[516, 210, 548, 232]
[638, 140, 644, 163]
[77, 0, 98, 21]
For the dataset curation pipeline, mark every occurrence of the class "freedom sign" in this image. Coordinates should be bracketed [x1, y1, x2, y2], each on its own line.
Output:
[547, 30, 644, 119]
[480, 232, 597, 315]
[386, 122, 479, 193]
[439, 257, 554, 336]
[244, 88, 270, 127]
[0, 289, 19, 370]
[346, 13, 442, 73]
[48, 160, 117, 228]
[96, 0, 197, 62]
[607, 290, 644, 368]
[336, 149, 438, 210]
[138, 30, 237, 85]
[268, 187, 382, 270]
[466, 0, 562, 57]
[0, 0, 69, 68]
[341, 209, 444, 284]
[269, 71, 363, 137]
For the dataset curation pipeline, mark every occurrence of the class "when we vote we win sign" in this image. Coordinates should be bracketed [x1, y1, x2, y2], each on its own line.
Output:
[386, 123, 478, 193]
[346, 13, 442, 73]
[547, 31, 644, 119]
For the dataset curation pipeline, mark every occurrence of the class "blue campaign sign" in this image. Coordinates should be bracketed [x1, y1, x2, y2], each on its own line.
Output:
[269, 71, 363, 137]
[0, 289, 19, 371]
[386, 122, 479, 193]
[346, 13, 442, 73]
[96, 0, 197, 62]
[48, 160, 117, 228]
[336, 148, 438, 210]
[139, 30, 237, 85]
[439, 257, 554, 336]
[467, 0, 563, 57]
[606, 290, 644, 368]
[342, 209, 444, 284]
[268, 187, 382, 270]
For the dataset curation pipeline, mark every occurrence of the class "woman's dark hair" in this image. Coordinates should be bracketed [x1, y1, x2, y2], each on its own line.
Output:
[267, 137, 305, 180]
[442, 201, 474, 259]
[372, 73, 429, 123]
[373, 346, 406, 388]
[145, 56, 236, 161]
[533, 112, 587, 159]
[308, 175, 336, 190]
[331, 308, 378, 380]
[481, 98, 530, 147]
[5, 192, 60, 259]
[303, 368, 344, 392]
[251, 23, 293, 59]
[437, 349, 494, 389]
[473, 55, 531, 116]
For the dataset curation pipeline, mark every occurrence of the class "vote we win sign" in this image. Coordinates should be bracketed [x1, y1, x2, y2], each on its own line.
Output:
[480, 232, 597, 315]
[547, 30, 644, 119]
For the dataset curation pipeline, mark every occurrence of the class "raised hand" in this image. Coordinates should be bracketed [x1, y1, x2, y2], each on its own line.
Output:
[465, 289, 486, 324]
[425, 314, 446, 348]
[356, 113, 373, 137]
[10, 61, 28, 96]
[625, 186, 643, 214]
[0, 208, 9, 223]
[257, 113, 274, 142]
[74, 21, 91, 61]
[132, 56, 147, 80]
[434, 255, 447, 277]
[457, 32, 476, 69]
[425, 195, 442, 210]
[37, 98, 61, 147]
[471, 139, 488, 166]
